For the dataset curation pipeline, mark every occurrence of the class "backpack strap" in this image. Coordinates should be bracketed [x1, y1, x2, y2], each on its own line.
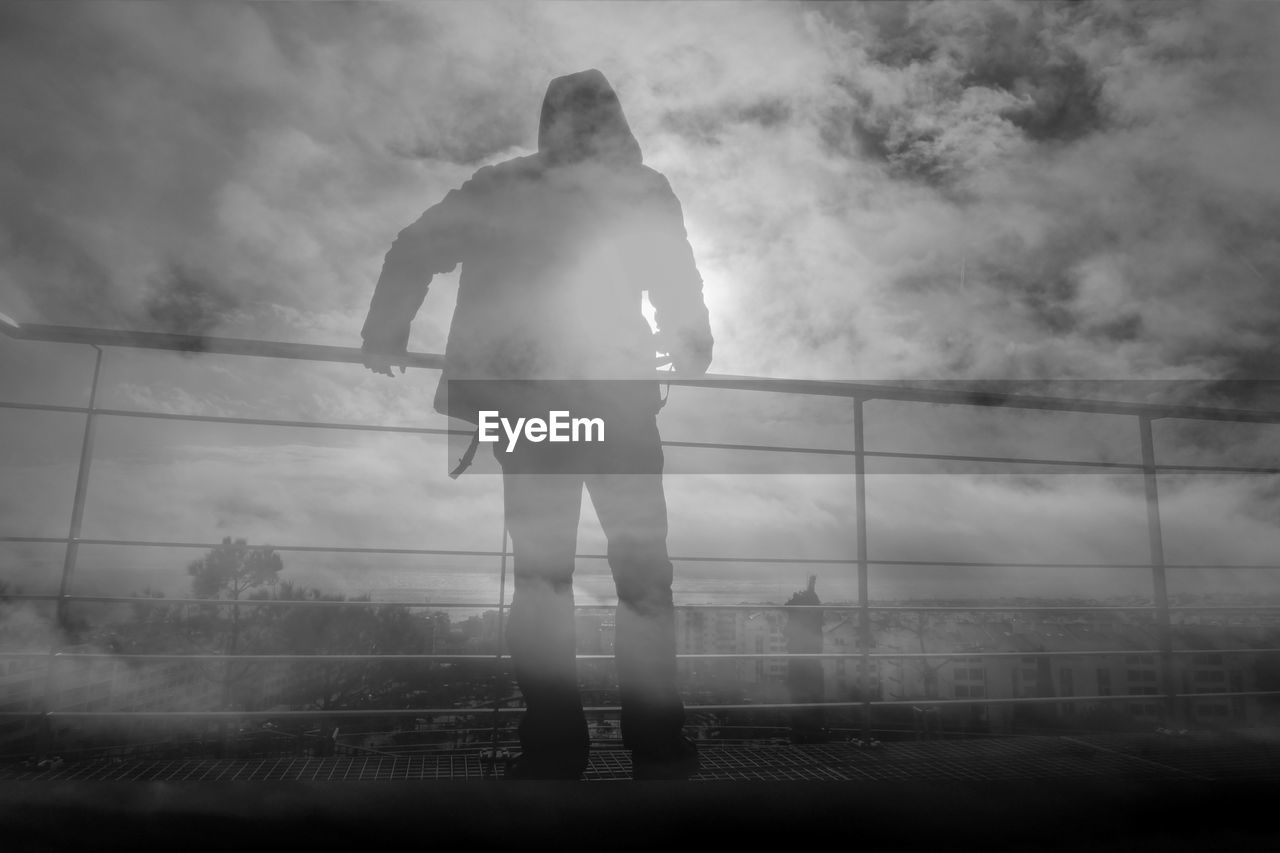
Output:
[448, 428, 482, 479]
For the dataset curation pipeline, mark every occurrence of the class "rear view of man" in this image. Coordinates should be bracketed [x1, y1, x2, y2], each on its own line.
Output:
[360, 70, 713, 779]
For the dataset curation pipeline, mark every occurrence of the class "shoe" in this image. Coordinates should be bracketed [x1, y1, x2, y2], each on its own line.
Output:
[631, 737, 699, 780]
[503, 751, 588, 780]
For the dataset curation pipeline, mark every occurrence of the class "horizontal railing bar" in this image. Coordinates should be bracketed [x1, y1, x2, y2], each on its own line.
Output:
[0, 399, 461, 438]
[6, 535, 1279, 571]
[669, 376, 1280, 424]
[3, 593, 1171, 614]
[866, 648, 1280, 658]
[875, 458, 1278, 476]
[92, 407, 463, 437]
[4, 652, 814, 666]
[1157, 464, 1280, 475]
[866, 450, 1143, 471]
[0, 400, 94, 416]
[870, 559, 1154, 569]
[17, 535, 1271, 571]
[0, 537, 510, 558]
[0, 709, 510, 719]
[1, 321, 446, 370]
[682, 693, 1280, 710]
[853, 604, 1157, 611]
[2, 594, 506, 609]
[827, 602, 1280, 612]
[7, 319, 1280, 424]
[1165, 565, 1280, 571]
[10, 395, 1280, 477]
[661, 439, 852, 456]
[1169, 604, 1280, 611]
[0, 651, 977, 662]
[14, 397, 857, 458]
[0, 536, 847, 565]
[1173, 691, 1280, 700]
[10, 647, 1278, 664]
[27, 653, 504, 662]
[11, 396, 1280, 476]
[8, 402, 1203, 472]
[0, 594, 840, 611]
[9, 690, 1280, 720]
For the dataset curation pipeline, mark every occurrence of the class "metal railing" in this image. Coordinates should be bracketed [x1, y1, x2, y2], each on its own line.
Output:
[4, 312, 1280, 756]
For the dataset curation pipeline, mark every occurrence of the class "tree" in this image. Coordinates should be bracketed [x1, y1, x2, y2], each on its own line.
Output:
[188, 537, 281, 650]
[186, 537, 283, 708]
[874, 610, 949, 700]
[188, 537, 282, 602]
[270, 585, 432, 713]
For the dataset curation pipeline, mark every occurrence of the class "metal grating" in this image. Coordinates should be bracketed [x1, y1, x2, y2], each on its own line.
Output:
[5, 734, 1277, 783]
[1071, 732, 1280, 782]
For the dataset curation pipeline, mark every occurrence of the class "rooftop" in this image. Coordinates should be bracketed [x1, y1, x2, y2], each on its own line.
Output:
[4, 734, 1280, 849]
[5, 319, 1280, 849]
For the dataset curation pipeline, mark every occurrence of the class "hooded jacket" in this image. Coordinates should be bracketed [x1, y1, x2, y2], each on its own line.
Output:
[361, 69, 713, 423]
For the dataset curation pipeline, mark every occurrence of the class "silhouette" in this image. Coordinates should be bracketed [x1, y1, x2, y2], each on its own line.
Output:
[784, 576, 825, 743]
[360, 70, 713, 779]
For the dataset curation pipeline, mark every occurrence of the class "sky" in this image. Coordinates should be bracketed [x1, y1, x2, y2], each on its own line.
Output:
[2, 1, 1280, 618]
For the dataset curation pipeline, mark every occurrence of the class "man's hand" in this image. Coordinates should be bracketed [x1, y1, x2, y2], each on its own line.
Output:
[361, 343, 406, 377]
[654, 329, 712, 376]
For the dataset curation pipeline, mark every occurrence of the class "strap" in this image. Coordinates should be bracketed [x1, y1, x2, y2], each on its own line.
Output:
[448, 428, 482, 479]
[657, 382, 671, 412]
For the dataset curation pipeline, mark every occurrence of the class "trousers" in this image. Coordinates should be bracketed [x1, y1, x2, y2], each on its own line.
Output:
[495, 393, 684, 759]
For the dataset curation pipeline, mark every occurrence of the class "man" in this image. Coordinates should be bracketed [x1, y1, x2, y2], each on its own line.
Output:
[360, 70, 713, 780]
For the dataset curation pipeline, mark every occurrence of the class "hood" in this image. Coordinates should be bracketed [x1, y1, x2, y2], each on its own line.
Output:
[537, 69, 643, 167]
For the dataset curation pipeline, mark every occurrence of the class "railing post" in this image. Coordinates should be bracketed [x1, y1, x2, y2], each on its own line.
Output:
[486, 524, 510, 775]
[1139, 414, 1182, 728]
[57, 344, 103, 629]
[39, 344, 104, 758]
[855, 396, 873, 743]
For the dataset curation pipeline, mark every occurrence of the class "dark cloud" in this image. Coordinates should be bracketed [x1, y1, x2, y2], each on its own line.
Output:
[0, 209, 120, 326]
[816, 2, 1108, 190]
[946, 5, 1106, 143]
[975, 53, 1105, 143]
[1086, 313, 1144, 344]
[800, 1, 1280, 385]
[384, 112, 529, 165]
[143, 263, 239, 338]
[0, 1, 550, 331]
[660, 97, 796, 146]
[855, 2, 940, 68]
[0, 3, 277, 325]
[3, 0, 1276, 386]
[214, 493, 285, 530]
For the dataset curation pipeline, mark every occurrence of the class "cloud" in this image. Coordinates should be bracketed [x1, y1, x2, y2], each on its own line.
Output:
[6, 1, 1277, 384]
[4, 2, 1280, 608]
[142, 264, 240, 338]
[668, 0, 1280, 387]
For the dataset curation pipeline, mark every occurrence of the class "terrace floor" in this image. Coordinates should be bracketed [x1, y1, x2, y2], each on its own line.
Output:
[4, 732, 1280, 850]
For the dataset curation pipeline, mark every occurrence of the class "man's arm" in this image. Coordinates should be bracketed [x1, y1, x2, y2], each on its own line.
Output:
[361, 183, 476, 375]
[634, 174, 713, 375]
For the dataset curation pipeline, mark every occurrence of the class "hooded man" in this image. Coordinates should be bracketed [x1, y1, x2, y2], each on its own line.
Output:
[360, 70, 713, 780]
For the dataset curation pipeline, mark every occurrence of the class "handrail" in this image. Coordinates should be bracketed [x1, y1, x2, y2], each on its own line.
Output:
[3, 312, 1280, 751]
[0, 593, 1176, 611]
[4, 647, 1279, 662]
[5, 316, 1280, 423]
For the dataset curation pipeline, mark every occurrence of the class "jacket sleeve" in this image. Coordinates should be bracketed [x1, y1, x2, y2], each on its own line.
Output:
[361, 183, 476, 353]
[631, 173, 714, 375]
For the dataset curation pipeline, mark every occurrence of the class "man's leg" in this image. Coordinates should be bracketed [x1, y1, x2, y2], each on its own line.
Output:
[586, 415, 695, 776]
[500, 465, 590, 777]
